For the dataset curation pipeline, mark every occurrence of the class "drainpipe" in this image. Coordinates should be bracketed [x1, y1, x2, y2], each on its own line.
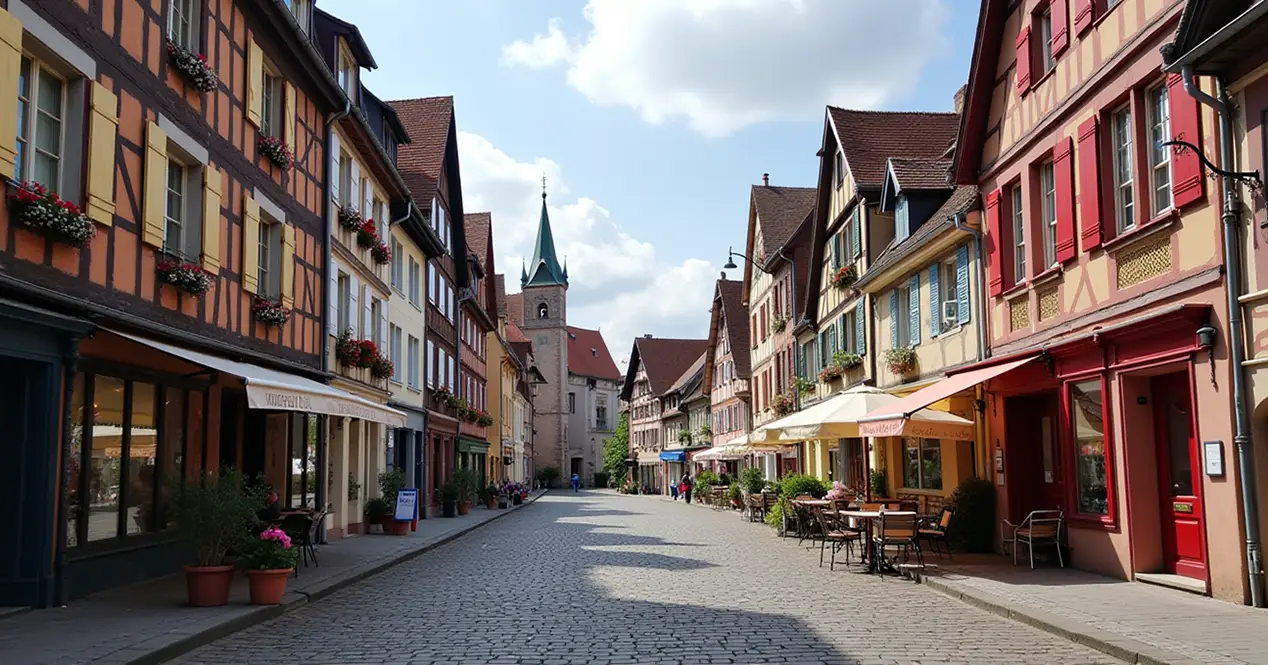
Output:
[1181, 65, 1264, 607]
[317, 99, 351, 545]
[952, 212, 989, 362]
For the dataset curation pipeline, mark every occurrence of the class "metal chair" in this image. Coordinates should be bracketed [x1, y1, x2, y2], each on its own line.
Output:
[1001, 510, 1064, 569]
[871, 513, 923, 574]
[813, 506, 861, 571]
[919, 506, 955, 559]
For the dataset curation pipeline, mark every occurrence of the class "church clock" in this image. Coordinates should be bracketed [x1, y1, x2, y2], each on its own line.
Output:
[536, 333, 549, 347]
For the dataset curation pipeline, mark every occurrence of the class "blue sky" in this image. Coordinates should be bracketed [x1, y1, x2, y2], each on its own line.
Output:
[321, 0, 979, 363]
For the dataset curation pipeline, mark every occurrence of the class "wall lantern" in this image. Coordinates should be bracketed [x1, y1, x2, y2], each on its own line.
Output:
[1196, 324, 1217, 386]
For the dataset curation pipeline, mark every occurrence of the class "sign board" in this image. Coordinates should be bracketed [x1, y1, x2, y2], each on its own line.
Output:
[394, 488, 418, 522]
[1204, 441, 1224, 477]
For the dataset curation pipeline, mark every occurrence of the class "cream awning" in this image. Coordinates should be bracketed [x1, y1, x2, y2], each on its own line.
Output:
[113, 330, 406, 428]
[775, 385, 900, 440]
[694, 443, 747, 461]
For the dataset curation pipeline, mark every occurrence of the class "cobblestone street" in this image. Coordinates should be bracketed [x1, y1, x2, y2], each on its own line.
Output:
[169, 491, 1118, 665]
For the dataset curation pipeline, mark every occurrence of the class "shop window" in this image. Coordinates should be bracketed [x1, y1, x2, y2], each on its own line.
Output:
[902, 438, 942, 490]
[167, 0, 199, 50]
[286, 415, 317, 509]
[1111, 105, 1135, 232]
[1070, 379, 1109, 516]
[1147, 84, 1173, 215]
[124, 382, 158, 536]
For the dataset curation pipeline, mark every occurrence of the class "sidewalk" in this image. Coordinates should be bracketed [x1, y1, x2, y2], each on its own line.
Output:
[0, 491, 544, 665]
[914, 556, 1268, 665]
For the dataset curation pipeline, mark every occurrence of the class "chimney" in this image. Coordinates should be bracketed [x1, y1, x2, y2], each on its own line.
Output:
[954, 84, 968, 115]
[643, 334, 653, 339]
[762, 173, 770, 187]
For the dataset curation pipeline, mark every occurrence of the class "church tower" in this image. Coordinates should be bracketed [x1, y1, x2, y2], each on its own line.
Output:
[520, 188, 570, 482]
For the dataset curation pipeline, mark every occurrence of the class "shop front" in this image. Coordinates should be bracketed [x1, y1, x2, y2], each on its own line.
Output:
[392, 405, 429, 518]
[637, 451, 663, 493]
[457, 436, 491, 486]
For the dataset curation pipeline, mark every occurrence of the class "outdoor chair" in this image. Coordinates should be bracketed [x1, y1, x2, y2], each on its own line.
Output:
[1001, 510, 1064, 569]
[813, 506, 861, 571]
[919, 506, 955, 559]
[872, 513, 923, 575]
[762, 492, 778, 521]
[278, 512, 315, 576]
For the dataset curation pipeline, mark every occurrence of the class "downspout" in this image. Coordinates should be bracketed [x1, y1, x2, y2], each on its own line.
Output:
[1181, 65, 1264, 607]
[317, 99, 351, 544]
[952, 212, 987, 479]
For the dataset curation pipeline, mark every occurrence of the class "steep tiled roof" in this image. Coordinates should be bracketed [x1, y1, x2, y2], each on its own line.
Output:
[858, 185, 980, 285]
[666, 351, 706, 396]
[506, 322, 530, 344]
[752, 185, 817, 263]
[635, 337, 710, 396]
[889, 158, 953, 192]
[566, 326, 621, 380]
[505, 292, 524, 326]
[494, 274, 507, 318]
[390, 96, 453, 198]
[828, 108, 960, 190]
[717, 279, 751, 378]
[465, 212, 491, 270]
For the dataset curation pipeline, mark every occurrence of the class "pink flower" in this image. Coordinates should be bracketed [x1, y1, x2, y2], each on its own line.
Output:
[260, 527, 292, 548]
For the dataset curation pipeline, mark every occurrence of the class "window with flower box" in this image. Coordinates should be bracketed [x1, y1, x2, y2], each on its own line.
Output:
[167, 0, 198, 50]
[260, 64, 282, 140]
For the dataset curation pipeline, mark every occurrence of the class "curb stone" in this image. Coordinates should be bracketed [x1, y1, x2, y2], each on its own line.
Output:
[129, 490, 545, 665]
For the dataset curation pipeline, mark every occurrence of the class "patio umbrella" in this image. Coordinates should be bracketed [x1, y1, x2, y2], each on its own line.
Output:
[776, 385, 900, 441]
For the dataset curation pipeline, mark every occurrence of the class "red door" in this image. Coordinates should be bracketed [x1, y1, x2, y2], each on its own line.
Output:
[1004, 394, 1063, 521]
[1152, 373, 1206, 580]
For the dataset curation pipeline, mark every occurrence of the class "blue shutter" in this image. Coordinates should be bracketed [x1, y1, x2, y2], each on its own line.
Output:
[929, 265, 941, 338]
[827, 325, 837, 363]
[957, 244, 971, 325]
[909, 273, 921, 347]
[851, 208, 862, 258]
[831, 233, 840, 270]
[889, 290, 899, 348]
[818, 332, 827, 370]
[855, 299, 865, 354]
[838, 313, 847, 351]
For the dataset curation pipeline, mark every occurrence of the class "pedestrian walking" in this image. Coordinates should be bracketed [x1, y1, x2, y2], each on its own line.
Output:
[570, 473, 580, 492]
[670, 482, 679, 500]
[681, 473, 693, 504]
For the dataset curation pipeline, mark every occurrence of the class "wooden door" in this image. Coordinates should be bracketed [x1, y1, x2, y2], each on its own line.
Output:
[1152, 373, 1206, 580]
[1004, 393, 1063, 521]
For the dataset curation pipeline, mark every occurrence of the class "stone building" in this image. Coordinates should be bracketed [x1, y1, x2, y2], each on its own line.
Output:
[621, 335, 709, 492]
[565, 326, 622, 485]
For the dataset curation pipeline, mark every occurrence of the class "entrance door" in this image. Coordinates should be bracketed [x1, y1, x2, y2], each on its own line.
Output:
[570, 456, 583, 482]
[1152, 373, 1206, 580]
[1004, 394, 1063, 521]
[0, 358, 55, 607]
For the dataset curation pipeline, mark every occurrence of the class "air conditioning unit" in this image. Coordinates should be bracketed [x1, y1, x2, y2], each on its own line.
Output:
[942, 301, 959, 329]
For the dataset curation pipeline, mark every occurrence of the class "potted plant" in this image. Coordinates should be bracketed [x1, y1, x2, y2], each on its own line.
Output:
[727, 483, 742, 509]
[371, 240, 391, 265]
[157, 259, 214, 296]
[337, 205, 362, 232]
[772, 314, 787, 333]
[794, 376, 815, 397]
[478, 483, 497, 509]
[829, 264, 858, 290]
[772, 392, 794, 417]
[451, 468, 479, 516]
[166, 40, 218, 92]
[497, 491, 509, 509]
[884, 346, 917, 375]
[476, 410, 494, 427]
[257, 135, 293, 170]
[364, 497, 390, 533]
[252, 296, 291, 328]
[7, 181, 96, 247]
[239, 526, 298, 605]
[356, 218, 378, 248]
[378, 470, 410, 534]
[167, 468, 261, 607]
[369, 353, 393, 381]
[440, 482, 459, 517]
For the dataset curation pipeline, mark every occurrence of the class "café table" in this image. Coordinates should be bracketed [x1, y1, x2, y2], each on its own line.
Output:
[836, 510, 918, 573]
[790, 499, 832, 544]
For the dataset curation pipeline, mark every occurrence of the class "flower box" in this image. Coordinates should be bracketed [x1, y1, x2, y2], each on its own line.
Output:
[157, 260, 213, 296]
[369, 354, 393, 380]
[337, 206, 362, 232]
[772, 316, 788, 333]
[335, 329, 378, 369]
[258, 135, 293, 170]
[829, 265, 857, 290]
[166, 40, 218, 93]
[884, 347, 917, 375]
[476, 412, 494, 427]
[772, 392, 794, 417]
[356, 218, 378, 248]
[371, 241, 391, 265]
[7, 181, 96, 248]
[252, 296, 291, 327]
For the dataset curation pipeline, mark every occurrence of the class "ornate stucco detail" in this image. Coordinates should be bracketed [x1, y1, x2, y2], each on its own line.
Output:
[1009, 294, 1030, 332]
[1116, 234, 1172, 289]
[1038, 286, 1059, 322]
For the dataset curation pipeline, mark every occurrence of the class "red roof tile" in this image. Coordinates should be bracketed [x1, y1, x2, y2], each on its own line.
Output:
[665, 351, 706, 395]
[828, 108, 960, 190]
[566, 326, 621, 380]
[716, 279, 751, 378]
[752, 185, 817, 263]
[494, 274, 507, 318]
[506, 323, 530, 344]
[505, 292, 524, 326]
[889, 158, 952, 191]
[634, 337, 710, 396]
[465, 212, 491, 270]
[389, 96, 453, 199]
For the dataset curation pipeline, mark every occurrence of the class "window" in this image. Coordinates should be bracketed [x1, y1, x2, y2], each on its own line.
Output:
[257, 215, 282, 298]
[1040, 160, 1057, 269]
[284, 0, 311, 34]
[895, 285, 911, 348]
[391, 239, 403, 291]
[1070, 379, 1109, 516]
[337, 49, 356, 98]
[1011, 183, 1026, 283]
[408, 257, 420, 307]
[168, 0, 197, 49]
[1148, 84, 1173, 215]
[1111, 106, 1135, 232]
[261, 66, 282, 138]
[597, 405, 608, 430]
[370, 297, 382, 345]
[338, 153, 352, 207]
[373, 197, 385, 239]
[432, 198, 448, 253]
[407, 335, 419, 389]
[428, 264, 437, 304]
[437, 274, 446, 312]
[538, 303, 549, 319]
[389, 325, 402, 383]
[902, 439, 942, 490]
[337, 273, 350, 332]
[1039, 9, 1054, 73]
[843, 309, 857, 352]
[447, 285, 455, 323]
[568, 392, 576, 414]
[17, 57, 66, 191]
[426, 340, 436, 387]
[895, 197, 910, 241]
[164, 160, 186, 257]
[834, 150, 845, 188]
[941, 260, 958, 319]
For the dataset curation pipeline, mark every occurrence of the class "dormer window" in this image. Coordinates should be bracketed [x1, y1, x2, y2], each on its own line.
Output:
[283, 0, 311, 34]
[337, 44, 357, 98]
[895, 196, 910, 241]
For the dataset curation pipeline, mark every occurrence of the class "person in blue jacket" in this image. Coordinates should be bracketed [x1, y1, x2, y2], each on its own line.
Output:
[570, 473, 581, 492]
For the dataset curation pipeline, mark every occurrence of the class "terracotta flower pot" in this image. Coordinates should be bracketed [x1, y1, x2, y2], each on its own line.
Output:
[384, 519, 410, 535]
[512, 494, 523, 505]
[184, 565, 235, 607]
[485, 498, 496, 510]
[457, 501, 471, 516]
[246, 568, 294, 605]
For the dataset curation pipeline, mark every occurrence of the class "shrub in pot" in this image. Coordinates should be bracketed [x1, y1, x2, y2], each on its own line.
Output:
[364, 497, 390, 533]
[167, 468, 262, 607]
[377, 469, 411, 534]
[950, 476, 996, 553]
[440, 482, 459, 517]
[451, 468, 479, 516]
[478, 483, 498, 509]
[239, 527, 298, 605]
[739, 467, 766, 496]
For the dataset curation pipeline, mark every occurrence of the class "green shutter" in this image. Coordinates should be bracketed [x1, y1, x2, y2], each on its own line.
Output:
[852, 208, 862, 258]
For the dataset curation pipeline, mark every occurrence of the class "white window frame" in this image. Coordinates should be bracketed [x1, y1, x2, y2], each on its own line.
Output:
[1040, 160, 1057, 269]
[941, 260, 958, 310]
[261, 63, 283, 139]
[1039, 9, 1054, 73]
[896, 286, 911, 349]
[391, 238, 403, 291]
[257, 214, 282, 299]
[1011, 183, 1026, 283]
[408, 257, 420, 307]
[1111, 105, 1135, 233]
[1147, 84, 1173, 216]
[337, 273, 350, 332]
[407, 335, 419, 389]
[17, 55, 67, 192]
[389, 324, 402, 383]
[164, 158, 187, 259]
[338, 153, 352, 208]
[167, 0, 198, 50]
[285, 0, 311, 34]
[426, 340, 436, 387]
[337, 45, 356, 98]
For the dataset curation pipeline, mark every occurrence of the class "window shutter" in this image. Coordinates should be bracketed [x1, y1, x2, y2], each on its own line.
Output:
[1053, 136, 1076, 262]
[831, 233, 840, 270]
[0, 9, 21, 178]
[329, 271, 338, 335]
[855, 299, 865, 354]
[142, 121, 168, 248]
[280, 223, 296, 308]
[246, 39, 263, 127]
[1074, 0, 1095, 36]
[956, 245, 971, 325]
[86, 83, 118, 226]
[284, 82, 297, 157]
[818, 332, 828, 370]
[349, 161, 361, 211]
[201, 168, 222, 272]
[852, 208, 862, 259]
[328, 133, 341, 216]
[929, 265, 941, 338]
[890, 291, 899, 348]
[242, 194, 260, 294]
[362, 181, 372, 224]
[379, 300, 389, 350]
[985, 189, 1005, 296]
[1051, 0, 1069, 56]
[362, 287, 372, 343]
[1077, 117, 1104, 251]
[838, 313, 847, 351]
[1168, 74, 1205, 209]
[348, 275, 359, 336]
[909, 274, 921, 346]
[827, 324, 837, 361]
[1015, 26, 1032, 96]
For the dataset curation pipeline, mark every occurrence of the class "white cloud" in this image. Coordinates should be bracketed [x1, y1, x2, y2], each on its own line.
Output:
[457, 132, 717, 361]
[501, 0, 949, 137]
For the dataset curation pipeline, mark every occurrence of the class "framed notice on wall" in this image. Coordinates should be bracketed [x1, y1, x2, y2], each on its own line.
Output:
[395, 488, 418, 521]
[1204, 441, 1225, 477]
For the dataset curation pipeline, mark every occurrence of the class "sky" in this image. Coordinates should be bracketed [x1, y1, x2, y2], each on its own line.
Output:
[320, 0, 979, 368]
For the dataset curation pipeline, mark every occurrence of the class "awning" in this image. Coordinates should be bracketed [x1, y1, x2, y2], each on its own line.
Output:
[659, 450, 688, 462]
[694, 443, 747, 461]
[113, 330, 406, 427]
[776, 385, 902, 440]
[637, 451, 661, 465]
[456, 436, 490, 454]
[857, 355, 1037, 439]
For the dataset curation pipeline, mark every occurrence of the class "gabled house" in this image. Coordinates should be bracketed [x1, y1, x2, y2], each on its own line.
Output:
[703, 278, 751, 468]
[658, 351, 707, 489]
[565, 325, 622, 486]
[621, 335, 709, 492]
[457, 212, 497, 483]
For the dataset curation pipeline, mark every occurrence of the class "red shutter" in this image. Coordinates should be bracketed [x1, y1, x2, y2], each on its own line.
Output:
[1050, 0, 1069, 56]
[986, 189, 1005, 297]
[1077, 116, 1104, 251]
[1168, 73, 1206, 209]
[1015, 26, 1033, 95]
[1053, 136, 1076, 263]
[1074, 0, 1095, 35]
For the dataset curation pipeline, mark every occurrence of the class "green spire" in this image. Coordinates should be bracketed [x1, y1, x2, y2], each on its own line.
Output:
[523, 190, 568, 288]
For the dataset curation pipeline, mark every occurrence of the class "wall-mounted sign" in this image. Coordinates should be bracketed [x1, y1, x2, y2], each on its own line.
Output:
[394, 488, 418, 522]
[1204, 441, 1224, 477]
[1174, 502, 1194, 514]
